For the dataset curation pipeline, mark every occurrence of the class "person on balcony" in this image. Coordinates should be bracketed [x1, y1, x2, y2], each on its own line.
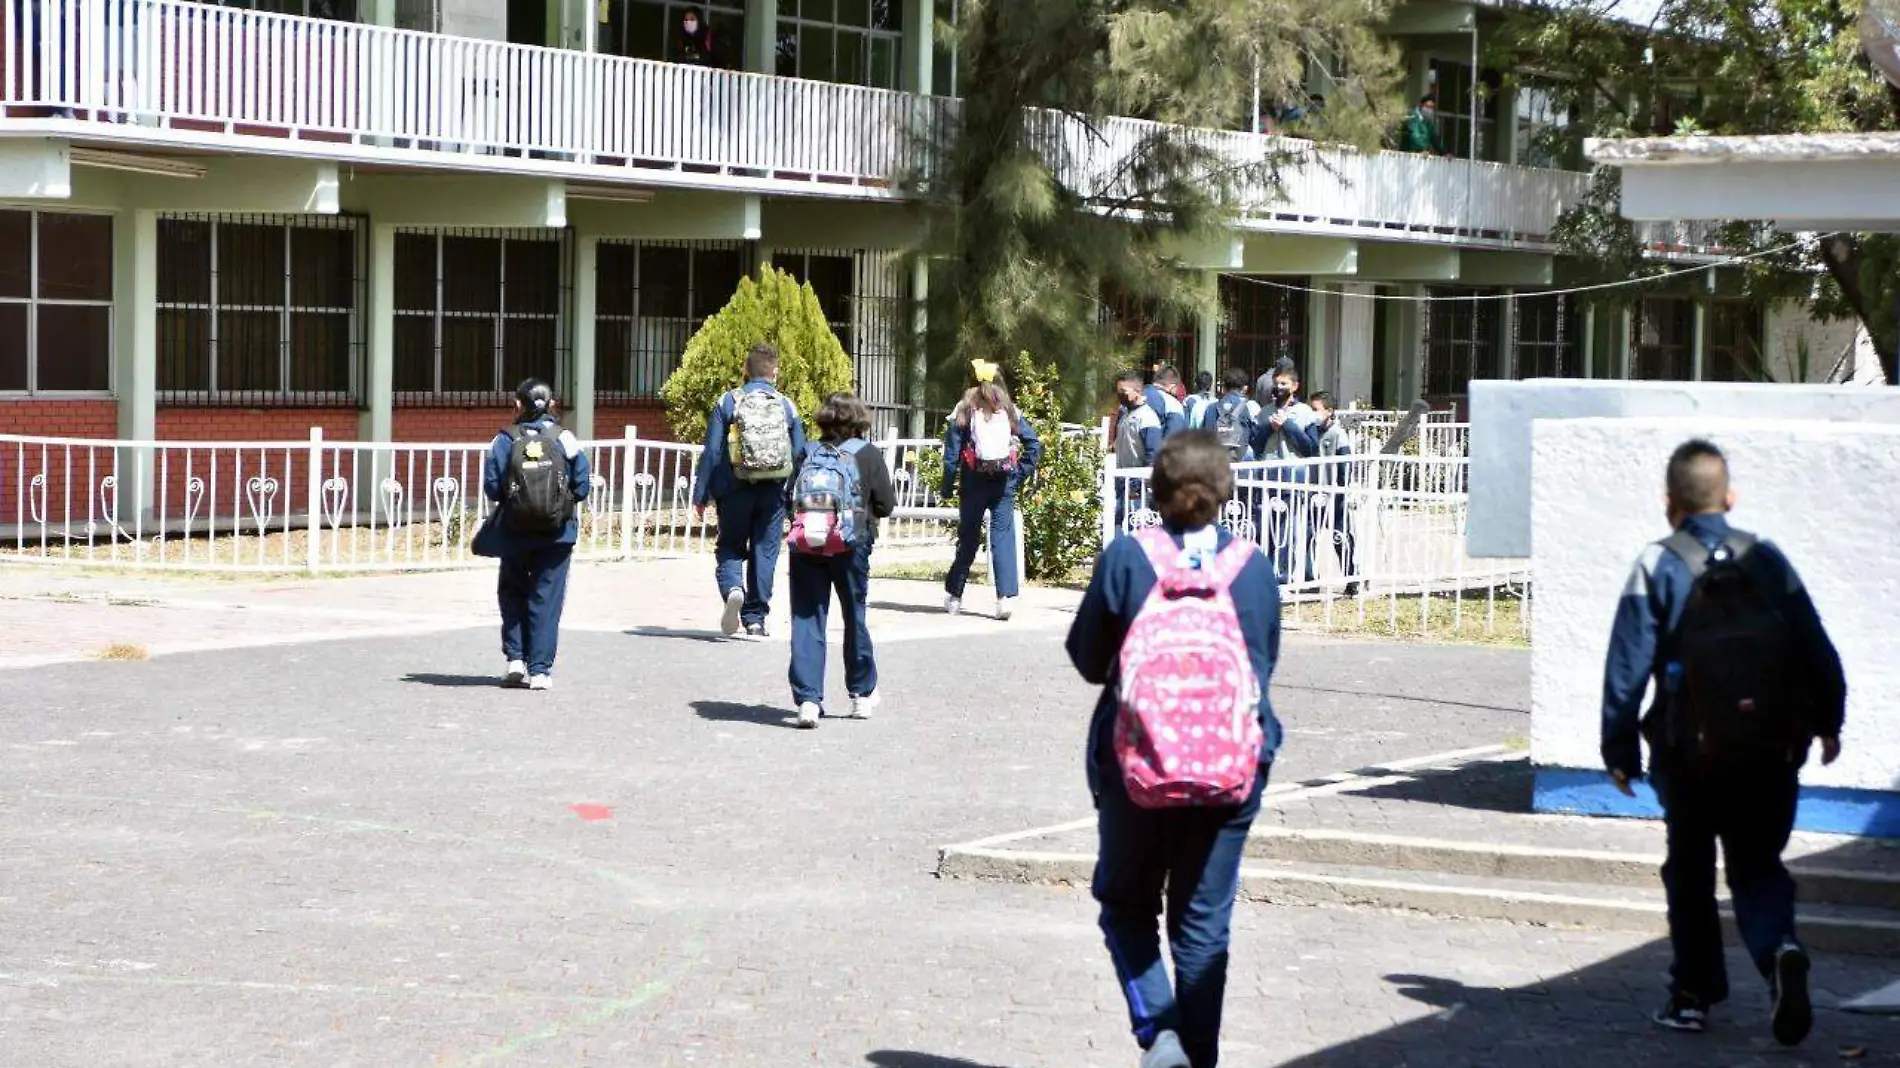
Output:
[693, 343, 808, 639]
[1397, 93, 1450, 156]
[676, 7, 719, 67]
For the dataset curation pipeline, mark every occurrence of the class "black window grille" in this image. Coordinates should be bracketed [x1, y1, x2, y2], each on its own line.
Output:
[1217, 275, 1308, 379]
[595, 239, 748, 403]
[1103, 290, 1198, 381]
[156, 213, 363, 407]
[1704, 300, 1763, 382]
[0, 209, 113, 395]
[775, 248, 909, 437]
[1423, 286, 1502, 404]
[1510, 292, 1572, 379]
[393, 228, 571, 406]
[1633, 296, 1694, 381]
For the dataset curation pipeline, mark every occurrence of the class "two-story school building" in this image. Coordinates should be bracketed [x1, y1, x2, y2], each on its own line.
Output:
[0, 0, 1875, 459]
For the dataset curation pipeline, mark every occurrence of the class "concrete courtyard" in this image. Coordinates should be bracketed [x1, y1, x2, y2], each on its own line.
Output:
[1, 561, 1895, 1067]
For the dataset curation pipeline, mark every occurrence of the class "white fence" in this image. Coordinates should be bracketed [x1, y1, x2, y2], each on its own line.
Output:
[4, 0, 1713, 257]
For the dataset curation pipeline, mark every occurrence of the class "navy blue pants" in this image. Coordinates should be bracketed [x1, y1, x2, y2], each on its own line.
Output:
[497, 543, 573, 676]
[1094, 761, 1268, 1068]
[947, 473, 1021, 599]
[715, 481, 786, 627]
[787, 543, 877, 707]
[1653, 761, 1801, 1004]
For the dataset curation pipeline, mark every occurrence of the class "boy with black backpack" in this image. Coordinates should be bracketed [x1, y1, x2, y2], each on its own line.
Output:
[692, 343, 808, 639]
[480, 379, 592, 691]
[1601, 439, 1846, 1047]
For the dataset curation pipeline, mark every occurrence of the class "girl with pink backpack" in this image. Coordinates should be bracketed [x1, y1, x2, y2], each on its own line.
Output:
[1065, 430, 1283, 1068]
[940, 364, 1043, 620]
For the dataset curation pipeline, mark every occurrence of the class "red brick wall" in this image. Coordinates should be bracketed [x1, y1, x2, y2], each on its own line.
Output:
[146, 408, 361, 522]
[595, 403, 677, 443]
[0, 399, 122, 528]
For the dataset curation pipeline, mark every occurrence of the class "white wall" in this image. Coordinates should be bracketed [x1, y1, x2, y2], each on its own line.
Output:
[1467, 379, 1900, 558]
[1761, 302, 1872, 384]
[1529, 417, 1900, 793]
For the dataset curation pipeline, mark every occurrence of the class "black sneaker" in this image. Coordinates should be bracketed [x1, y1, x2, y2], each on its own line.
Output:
[1772, 943, 1813, 1047]
[745, 622, 768, 639]
[1653, 994, 1710, 1034]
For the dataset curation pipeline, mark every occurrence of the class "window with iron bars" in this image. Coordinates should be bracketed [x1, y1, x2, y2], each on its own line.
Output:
[1704, 299, 1764, 382]
[1218, 275, 1308, 379]
[1633, 296, 1694, 381]
[595, 239, 749, 403]
[1103, 291, 1199, 382]
[773, 248, 908, 435]
[1424, 286, 1503, 404]
[156, 214, 364, 406]
[393, 229, 570, 405]
[0, 210, 113, 395]
[1510, 291, 1572, 379]
[207, 0, 360, 19]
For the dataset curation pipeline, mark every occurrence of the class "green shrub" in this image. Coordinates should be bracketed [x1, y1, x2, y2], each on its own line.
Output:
[988, 352, 1105, 582]
[658, 266, 856, 444]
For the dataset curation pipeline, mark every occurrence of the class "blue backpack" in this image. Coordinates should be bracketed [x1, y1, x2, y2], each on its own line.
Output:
[787, 440, 867, 555]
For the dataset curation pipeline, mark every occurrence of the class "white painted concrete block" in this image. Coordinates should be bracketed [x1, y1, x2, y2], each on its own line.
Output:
[1529, 417, 1900, 793]
[1468, 379, 1900, 558]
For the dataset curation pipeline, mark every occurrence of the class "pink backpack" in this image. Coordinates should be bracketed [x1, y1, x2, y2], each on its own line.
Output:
[1113, 528, 1264, 808]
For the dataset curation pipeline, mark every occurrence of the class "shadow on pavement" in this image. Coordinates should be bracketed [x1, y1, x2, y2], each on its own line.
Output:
[865, 1053, 1015, 1068]
[399, 673, 503, 688]
[868, 601, 963, 617]
[625, 626, 730, 643]
[1346, 757, 1532, 815]
[692, 699, 799, 729]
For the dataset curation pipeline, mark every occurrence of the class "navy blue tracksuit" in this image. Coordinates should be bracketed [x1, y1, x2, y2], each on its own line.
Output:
[786, 438, 897, 708]
[482, 418, 593, 676]
[1601, 513, 1846, 1005]
[941, 409, 1044, 600]
[693, 380, 808, 628]
[1068, 527, 1284, 1068]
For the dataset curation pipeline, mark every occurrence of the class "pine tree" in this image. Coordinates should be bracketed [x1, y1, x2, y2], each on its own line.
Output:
[659, 266, 857, 444]
[912, 0, 1402, 414]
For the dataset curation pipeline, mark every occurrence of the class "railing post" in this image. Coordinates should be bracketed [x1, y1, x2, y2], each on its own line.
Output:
[881, 427, 899, 473]
[618, 424, 638, 559]
[1099, 448, 1118, 550]
[305, 426, 323, 574]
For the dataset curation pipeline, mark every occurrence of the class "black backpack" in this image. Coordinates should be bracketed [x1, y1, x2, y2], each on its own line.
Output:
[502, 423, 573, 536]
[1661, 530, 1804, 771]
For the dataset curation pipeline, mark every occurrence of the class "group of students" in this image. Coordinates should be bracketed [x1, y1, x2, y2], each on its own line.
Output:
[1115, 358, 1350, 472]
[471, 363, 1847, 1068]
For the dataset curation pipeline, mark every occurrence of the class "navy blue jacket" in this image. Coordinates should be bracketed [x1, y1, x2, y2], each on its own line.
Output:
[692, 380, 808, 507]
[940, 405, 1045, 497]
[1199, 392, 1258, 458]
[1066, 527, 1284, 797]
[1144, 385, 1189, 438]
[1600, 513, 1846, 778]
[481, 417, 593, 553]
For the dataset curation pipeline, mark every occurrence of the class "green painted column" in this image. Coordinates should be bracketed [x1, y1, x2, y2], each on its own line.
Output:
[1196, 282, 1219, 384]
[745, 0, 779, 74]
[1691, 297, 1707, 382]
[1619, 305, 1634, 380]
[571, 234, 599, 439]
[362, 224, 396, 443]
[114, 209, 158, 521]
[901, 0, 934, 94]
[363, 0, 395, 26]
[1384, 285, 1424, 404]
[1306, 283, 1332, 392]
[907, 257, 928, 437]
[1579, 302, 1596, 379]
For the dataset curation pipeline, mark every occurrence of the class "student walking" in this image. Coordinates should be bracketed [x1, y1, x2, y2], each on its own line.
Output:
[784, 393, 896, 729]
[478, 379, 592, 691]
[1066, 430, 1283, 1068]
[941, 366, 1043, 620]
[693, 343, 807, 639]
[1601, 439, 1846, 1046]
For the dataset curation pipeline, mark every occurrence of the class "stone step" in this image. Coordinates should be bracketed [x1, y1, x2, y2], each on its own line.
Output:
[1244, 825, 1900, 910]
[936, 845, 1900, 958]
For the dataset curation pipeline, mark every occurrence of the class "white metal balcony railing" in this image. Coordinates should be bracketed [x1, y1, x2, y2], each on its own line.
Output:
[1, 0, 1724, 256]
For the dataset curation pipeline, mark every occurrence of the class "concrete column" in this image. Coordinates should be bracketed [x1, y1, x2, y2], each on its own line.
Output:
[1618, 305, 1634, 380]
[363, 0, 396, 26]
[1306, 283, 1332, 393]
[907, 257, 928, 437]
[901, 0, 934, 94]
[571, 233, 599, 438]
[1579, 302, 1596, 379]
[1384, 285, 1424, 404]
[744, 0, 779, 75]
[114, 209, 158, 519]
[1497, 85, 1520, 166]
[362, 224, 396, 443]
[1195, 285, 1219, 383]
[1691, 297, 1707, 382]
[1499, 288, 1518, 379]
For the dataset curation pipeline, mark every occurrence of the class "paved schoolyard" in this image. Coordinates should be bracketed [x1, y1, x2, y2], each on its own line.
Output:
[2, 565, 1896, 1067]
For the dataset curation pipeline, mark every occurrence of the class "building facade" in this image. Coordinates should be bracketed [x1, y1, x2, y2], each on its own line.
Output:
[0, 0, 1862, 465]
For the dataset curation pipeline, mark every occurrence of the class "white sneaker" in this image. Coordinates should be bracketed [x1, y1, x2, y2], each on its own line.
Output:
[528, 674, 552, 691]
[996, 597, 1016, 621]
[795, 701, 821, 729]
[944, 595, 961, 615]
[847, 692, 880, 720]
[503, 660, 527, 688]
[720, 587, 745, 637]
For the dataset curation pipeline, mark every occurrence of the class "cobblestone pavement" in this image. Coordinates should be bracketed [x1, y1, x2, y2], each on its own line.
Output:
[3, 606, 1897, 1067]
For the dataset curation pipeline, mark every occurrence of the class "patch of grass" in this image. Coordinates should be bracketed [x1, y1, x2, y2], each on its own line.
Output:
[94, 643, 148, 661]
[1503, 733, 1530, 752]
[1283, 592, 1531, 649]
